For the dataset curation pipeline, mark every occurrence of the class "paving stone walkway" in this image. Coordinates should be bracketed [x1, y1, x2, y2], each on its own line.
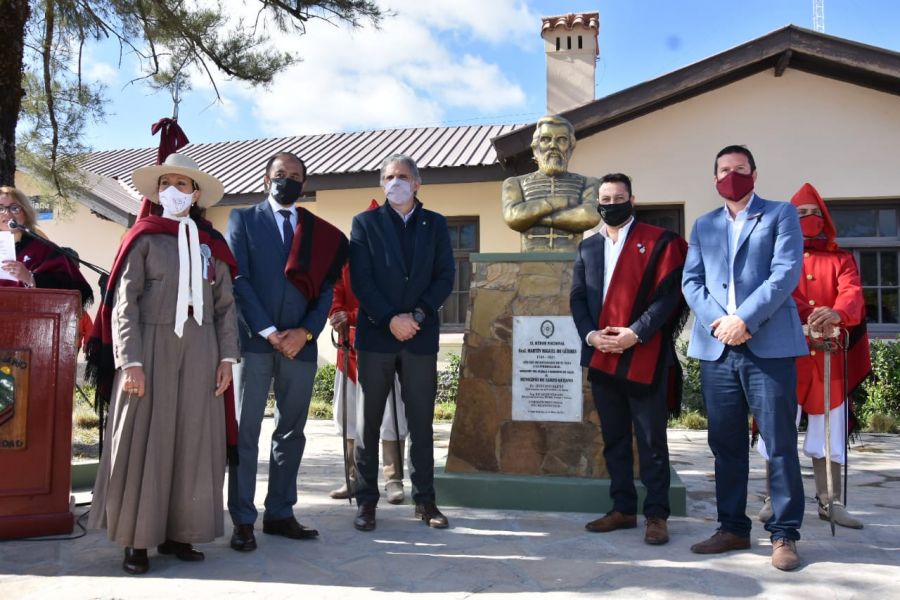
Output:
[2, 420, 898, 599]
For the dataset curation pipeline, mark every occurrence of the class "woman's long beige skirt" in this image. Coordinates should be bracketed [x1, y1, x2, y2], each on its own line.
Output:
[89, 318, 226, 548]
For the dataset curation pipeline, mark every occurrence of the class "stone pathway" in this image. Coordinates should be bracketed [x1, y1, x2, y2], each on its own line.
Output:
[2, 421, 898, 599]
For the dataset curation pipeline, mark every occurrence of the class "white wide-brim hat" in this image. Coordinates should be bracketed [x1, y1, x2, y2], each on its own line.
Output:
[132, 153, 225, 208]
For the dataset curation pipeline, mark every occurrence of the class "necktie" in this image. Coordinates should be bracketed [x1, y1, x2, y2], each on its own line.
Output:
[279, 209, 294, 251]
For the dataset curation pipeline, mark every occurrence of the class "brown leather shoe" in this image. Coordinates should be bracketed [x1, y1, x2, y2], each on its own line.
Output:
[263, 516, 319, 539]
[415, 502, 449, 529]
[157, 539, 205, 561]
[585, 511, 637, 533]
[771, 538, 800, 571]
[690, 530, 751, 554]
[644, 517, 669, 545]
[354, 502, 377, 531]
[230, 524, 257, 552]
[122, 547, 149, 575]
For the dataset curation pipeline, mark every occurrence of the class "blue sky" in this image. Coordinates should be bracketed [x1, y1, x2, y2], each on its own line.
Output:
[80, 0, 900, 152]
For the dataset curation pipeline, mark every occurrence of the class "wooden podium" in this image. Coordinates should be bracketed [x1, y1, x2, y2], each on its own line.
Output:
[0, 288, 79, 539]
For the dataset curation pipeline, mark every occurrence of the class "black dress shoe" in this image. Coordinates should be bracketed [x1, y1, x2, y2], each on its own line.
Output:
[414, 502, 449, 529]
[123, 547, 149, 575]
[230, 524, 257, 552]
[157, 539, 205, 561]
[262, 516, 319, 539]
[354, 503, 377, 532]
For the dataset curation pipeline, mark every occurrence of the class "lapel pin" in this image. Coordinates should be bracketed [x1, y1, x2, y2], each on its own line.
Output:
[637, 243, 645, 254]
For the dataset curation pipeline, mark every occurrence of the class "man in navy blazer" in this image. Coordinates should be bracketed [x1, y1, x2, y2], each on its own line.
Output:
[349, 154, 455, 532]
[682, 145, 806, 571]
[226, 152, 334, 551]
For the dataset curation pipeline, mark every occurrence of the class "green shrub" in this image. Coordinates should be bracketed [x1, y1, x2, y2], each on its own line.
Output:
[313, 363, 336, 405]
[434, 402, 456, 422]
[676, 339, 704, 414]
[859, 337, 900, 424]
[669, 410, 708, 430]
[866, 412, 897, 433]
[308, 398, 334, 420]
[436, 353, 460, 405]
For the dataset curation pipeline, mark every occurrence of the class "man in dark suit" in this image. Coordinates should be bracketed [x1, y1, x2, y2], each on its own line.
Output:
[682, 145, 806, 571]
[349, 153, 455, 532]
[570, 173, 688, 546]
[226, 151, 336, 551]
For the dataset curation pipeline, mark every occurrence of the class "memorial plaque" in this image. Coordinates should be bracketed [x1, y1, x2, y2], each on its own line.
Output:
[512, 316, 581, 422]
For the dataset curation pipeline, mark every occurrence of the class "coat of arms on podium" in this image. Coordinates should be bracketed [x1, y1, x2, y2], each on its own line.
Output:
[0, 350, 30, 450]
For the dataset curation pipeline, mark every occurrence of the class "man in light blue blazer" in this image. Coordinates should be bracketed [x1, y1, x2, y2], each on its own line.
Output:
[226, 152, 334, 551]
[682, 145, 806, 571]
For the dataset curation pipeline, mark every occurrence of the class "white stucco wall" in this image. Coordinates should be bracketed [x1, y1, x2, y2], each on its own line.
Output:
[570, 69, 900, 228]
[17, 66, 900, 361]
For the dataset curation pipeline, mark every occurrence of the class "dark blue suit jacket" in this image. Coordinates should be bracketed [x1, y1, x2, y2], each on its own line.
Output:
[226, 201, 333, 360]
[349, 202, 455, 355]
[570, 222, 685, 369]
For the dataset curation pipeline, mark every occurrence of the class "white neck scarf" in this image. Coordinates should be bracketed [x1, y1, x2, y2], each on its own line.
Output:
[165, 214, 203, 337]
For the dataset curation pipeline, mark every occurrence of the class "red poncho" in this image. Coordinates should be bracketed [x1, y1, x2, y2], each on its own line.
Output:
[589, 222, 688, 412]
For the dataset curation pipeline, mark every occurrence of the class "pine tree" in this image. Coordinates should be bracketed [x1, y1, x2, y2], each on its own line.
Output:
[0, 0, 382, 198]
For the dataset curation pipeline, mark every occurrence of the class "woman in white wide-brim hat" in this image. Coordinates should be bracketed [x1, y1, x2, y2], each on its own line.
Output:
[88, 153, 239, 575]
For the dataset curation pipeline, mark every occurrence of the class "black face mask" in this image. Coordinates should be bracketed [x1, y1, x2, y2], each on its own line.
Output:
[269, 177, 303, 205]
[597, 201, 633, 227]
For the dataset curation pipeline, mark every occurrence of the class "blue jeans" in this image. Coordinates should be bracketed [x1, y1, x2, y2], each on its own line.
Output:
[701, 345, 804, 541]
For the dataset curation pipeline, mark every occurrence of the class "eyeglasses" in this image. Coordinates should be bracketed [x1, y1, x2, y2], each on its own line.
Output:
[0, 205, 23, 215]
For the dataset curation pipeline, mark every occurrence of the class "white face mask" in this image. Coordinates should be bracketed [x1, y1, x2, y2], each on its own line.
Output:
[159, 185, 194, 216]
[384, 178, 414, 206]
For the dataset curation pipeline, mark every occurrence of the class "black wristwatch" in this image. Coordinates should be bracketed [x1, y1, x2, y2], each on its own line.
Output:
[413, 307, 426, 324]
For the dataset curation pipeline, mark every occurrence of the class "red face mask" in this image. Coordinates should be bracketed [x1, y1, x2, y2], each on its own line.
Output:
[800, 214, 825, 238]
[715, 171, 755, 202]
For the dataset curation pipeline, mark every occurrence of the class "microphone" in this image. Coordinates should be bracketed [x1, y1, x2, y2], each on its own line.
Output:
[6, 219, 110, 277]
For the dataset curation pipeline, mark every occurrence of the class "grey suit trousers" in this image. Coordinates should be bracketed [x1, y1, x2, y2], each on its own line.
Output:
[227, 351, 316, 525]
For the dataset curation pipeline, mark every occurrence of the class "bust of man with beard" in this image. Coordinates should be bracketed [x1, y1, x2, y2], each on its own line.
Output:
[501, 115, 600, 252]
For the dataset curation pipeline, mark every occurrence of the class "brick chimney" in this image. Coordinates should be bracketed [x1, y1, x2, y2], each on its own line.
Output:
[541, 12, 599, 114]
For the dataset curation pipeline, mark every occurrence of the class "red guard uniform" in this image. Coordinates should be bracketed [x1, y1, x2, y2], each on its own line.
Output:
[758, 183, 870, 465]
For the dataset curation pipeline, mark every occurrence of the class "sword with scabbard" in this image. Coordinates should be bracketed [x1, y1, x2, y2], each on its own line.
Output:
[805, 323, 842, 536]
[332, 327, 353, 505]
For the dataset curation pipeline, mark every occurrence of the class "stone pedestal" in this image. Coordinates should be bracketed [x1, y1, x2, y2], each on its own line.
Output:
[436, 253, 686, 514]
[446, 253, 605, 477]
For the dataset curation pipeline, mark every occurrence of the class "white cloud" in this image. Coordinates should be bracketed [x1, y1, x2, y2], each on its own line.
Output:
[86, 62, 118, 84]
[207, 0, 533, 134]
[385, 0, 537, 46]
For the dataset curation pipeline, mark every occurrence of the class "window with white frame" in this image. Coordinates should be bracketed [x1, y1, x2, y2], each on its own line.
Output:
[830, 202, 900, 333]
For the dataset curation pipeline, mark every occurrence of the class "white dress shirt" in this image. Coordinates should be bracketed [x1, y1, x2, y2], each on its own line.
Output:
[724, 194, 758, 315]
[585, 216, 634, 345]
[269, 195, 297, 244]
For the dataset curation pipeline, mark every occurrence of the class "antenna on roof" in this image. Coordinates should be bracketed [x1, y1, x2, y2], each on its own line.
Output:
[813, 0, 825, 32]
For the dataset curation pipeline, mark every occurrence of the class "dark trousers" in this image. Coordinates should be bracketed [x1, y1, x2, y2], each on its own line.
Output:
[700, 345, 804, 541]
[227, 352, 316, 525]
[590, 377, 671, 519]
[354, 349, 437, 505]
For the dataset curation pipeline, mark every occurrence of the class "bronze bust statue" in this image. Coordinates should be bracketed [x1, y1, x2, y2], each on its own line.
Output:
[501, 115, 600, 252]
